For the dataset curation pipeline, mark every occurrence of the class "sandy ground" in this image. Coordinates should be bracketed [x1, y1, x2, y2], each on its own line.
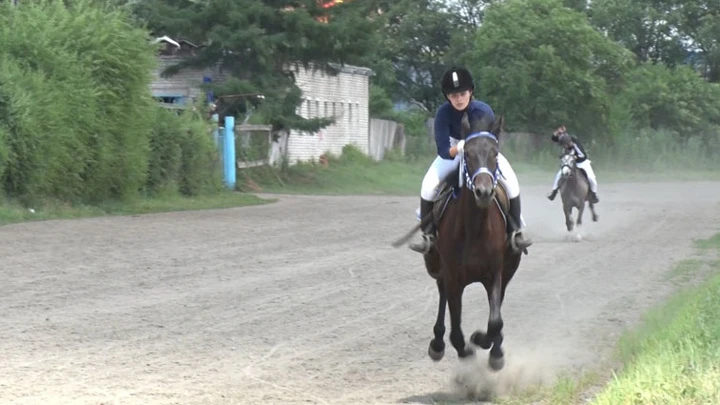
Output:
[0, 181, 719, 405]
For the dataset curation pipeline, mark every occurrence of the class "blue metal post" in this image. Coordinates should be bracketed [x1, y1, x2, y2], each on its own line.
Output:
[223, 116, 236, 189]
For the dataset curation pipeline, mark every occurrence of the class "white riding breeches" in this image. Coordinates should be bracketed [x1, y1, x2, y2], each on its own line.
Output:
[552, 159, 598, 192]
[420, 152, 521, 201]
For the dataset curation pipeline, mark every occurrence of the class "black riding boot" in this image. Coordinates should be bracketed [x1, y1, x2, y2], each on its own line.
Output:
[589, 190, 600, 203]
[508, 196, 532, 254]
[547, 188, 558, 201]
[409, 198, 436, 254]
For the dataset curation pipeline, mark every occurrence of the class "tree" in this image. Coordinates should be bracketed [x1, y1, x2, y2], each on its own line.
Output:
[367, 0, 459, 113]
[672, 0, 720, 82]
[616, 63, 720, 135]
[589, 0, 687, 66]
[131, 0, 380, 132]
[464, 0, 633, 136]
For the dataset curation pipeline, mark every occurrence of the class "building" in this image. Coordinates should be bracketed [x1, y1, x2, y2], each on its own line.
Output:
[150, 36, 223, 107]
[149, 36, 373, 164]
[283, 63, 373, 163]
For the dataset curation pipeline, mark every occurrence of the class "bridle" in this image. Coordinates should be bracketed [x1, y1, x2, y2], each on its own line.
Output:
[461, 131, 502, 192]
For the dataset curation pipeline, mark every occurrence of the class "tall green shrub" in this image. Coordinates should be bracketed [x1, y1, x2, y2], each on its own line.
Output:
[0, 0, 156, 204]
[147, 106, 223, 196]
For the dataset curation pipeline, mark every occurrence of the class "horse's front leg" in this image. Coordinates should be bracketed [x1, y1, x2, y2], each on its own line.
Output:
[576, 201, 586, 227]
[446, 281, 474, 359]
[487, 273, 506, 371]
[563, 204, 574, 232]
[428, 278, 446, 361]
[471, 274, 506, 371]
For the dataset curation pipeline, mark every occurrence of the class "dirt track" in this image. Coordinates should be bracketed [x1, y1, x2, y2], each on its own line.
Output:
[1, 181, 719, 405]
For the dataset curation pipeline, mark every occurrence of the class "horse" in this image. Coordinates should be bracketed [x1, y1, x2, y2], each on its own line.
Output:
[422, 114, 521, 371]
[557, 151, 598, 232]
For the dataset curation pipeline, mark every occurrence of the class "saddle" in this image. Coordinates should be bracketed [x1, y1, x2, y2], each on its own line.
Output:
[431, 169, 510, 231]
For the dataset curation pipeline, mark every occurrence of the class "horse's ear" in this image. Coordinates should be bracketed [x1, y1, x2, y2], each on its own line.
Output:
[490, 114, 505, 137]
[469, 115, 492, 134]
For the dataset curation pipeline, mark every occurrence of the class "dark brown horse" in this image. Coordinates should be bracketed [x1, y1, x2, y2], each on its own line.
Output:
[422, 114, 522, 371]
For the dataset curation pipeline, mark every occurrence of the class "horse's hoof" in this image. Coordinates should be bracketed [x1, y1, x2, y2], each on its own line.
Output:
[428, 341, 445, 362]
[489, 354, 505, 371]
[470, 330, 492, 350]
[593, 215, 599, 222]
[460, 346, 476, 359]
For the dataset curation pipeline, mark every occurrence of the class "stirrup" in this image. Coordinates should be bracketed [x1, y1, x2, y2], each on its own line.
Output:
[409, 234, 434, 254]
[509, 230, 531, 255]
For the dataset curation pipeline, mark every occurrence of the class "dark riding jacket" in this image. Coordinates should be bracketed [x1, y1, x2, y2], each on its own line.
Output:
[551, 133, 588, 163]
[433, 100, 495, 160]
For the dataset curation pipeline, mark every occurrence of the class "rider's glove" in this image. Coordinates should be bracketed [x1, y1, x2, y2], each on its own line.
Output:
[456, 140, 465, 154]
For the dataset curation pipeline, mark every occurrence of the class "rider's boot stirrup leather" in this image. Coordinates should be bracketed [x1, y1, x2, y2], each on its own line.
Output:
[509, 196, 532, 255]
[410, 199, 435, 254]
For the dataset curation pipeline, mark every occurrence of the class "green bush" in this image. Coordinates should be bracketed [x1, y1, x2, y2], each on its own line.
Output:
[0, 0, 156, 204]
[147, 107, 223, 196]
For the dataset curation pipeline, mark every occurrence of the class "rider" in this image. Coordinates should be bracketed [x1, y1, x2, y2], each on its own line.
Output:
[547, 125, 600, 203]
[409, 66, 532, 255]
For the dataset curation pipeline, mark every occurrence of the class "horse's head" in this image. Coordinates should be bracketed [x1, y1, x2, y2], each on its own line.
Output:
[462, 114, 503, 208]
[560, 152, 576, 179]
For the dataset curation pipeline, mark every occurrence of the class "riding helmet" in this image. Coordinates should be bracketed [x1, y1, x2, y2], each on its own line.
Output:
[441, 67, 475, 95]
[558, 134, 573, 147]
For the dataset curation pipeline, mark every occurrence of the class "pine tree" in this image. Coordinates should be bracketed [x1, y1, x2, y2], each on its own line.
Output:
[132, 0, 380, 131]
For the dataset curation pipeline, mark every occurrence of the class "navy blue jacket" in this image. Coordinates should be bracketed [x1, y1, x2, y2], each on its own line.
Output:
[433, 100, 495, 160]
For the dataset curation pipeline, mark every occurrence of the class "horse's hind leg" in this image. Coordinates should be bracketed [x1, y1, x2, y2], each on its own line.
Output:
[446, 281, 474, 359]
[428, 278, 446, 361]
[590, 202, 599, 222]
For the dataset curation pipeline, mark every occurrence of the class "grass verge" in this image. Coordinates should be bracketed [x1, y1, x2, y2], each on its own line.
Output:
[0, 191, 272, 227]
[499, 233, 720, 405]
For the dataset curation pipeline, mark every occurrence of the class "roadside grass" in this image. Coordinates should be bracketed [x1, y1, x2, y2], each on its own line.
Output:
[496, 233, 720, 405]
[0, 191, 272, 227]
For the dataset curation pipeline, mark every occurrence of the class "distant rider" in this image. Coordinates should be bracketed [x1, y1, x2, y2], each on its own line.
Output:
[547, 125, 600, 203]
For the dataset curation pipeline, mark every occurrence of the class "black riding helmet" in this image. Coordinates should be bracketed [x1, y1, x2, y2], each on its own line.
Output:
[441, 67, 475, 96]
[558, 134, 573, 148]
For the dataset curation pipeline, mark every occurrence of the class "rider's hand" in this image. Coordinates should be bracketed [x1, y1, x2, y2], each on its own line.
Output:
[449, 140, 465, 158]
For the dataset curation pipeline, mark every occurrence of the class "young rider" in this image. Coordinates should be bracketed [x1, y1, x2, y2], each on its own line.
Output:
[409, 66, 532, 255]
[547, 125, 600, 203]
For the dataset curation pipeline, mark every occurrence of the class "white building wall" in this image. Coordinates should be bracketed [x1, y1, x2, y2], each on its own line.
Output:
[286, 63, 372, 163]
